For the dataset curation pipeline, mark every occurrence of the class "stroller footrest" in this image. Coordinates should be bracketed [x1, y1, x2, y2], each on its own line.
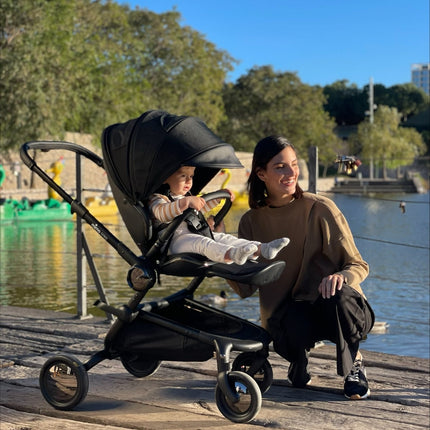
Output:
[159, 255, 286, 286]
[207, 260, 286, 286]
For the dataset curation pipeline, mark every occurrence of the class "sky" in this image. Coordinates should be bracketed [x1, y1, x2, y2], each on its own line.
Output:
[118, 0, 429, 88]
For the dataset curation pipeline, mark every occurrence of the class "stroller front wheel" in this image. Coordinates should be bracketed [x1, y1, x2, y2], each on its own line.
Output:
[232, 351, 273, 393]
[215, 371, 262, 423]
[39, 354, 89, 410]
[120, 352, 162, 377]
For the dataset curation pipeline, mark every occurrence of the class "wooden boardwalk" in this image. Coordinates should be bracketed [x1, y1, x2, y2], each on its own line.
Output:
[1, 305, 429, 430]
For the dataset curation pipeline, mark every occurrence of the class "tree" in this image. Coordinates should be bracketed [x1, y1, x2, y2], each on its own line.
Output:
[0, 0, 235, 152]
[0, 0, 76, 150]
[127, 8, 235, 130]
[323, 81, 429, 127]
[219, 66, 339, 162]
[370, 83, 428, 121]
[323, 80, 368, 125]
[353, 105, 425, 178]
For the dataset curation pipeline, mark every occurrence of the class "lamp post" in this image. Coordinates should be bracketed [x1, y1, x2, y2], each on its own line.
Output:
[365, 77, 377, 179]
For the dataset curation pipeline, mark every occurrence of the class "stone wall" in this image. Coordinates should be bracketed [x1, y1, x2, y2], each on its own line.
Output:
[0, 133, 334, 200]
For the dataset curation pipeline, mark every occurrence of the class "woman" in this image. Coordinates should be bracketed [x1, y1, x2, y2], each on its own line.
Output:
[228, 135, 374, 400]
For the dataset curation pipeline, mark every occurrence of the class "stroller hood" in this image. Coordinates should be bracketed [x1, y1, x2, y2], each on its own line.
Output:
[102, 110, 243, 203]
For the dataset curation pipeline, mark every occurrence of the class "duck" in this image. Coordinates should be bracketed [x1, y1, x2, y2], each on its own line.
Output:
[198, 290, 228, 306]
[370, 321, 389, 334]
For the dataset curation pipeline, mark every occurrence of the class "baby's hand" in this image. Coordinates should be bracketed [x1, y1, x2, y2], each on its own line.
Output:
[186, 196, 206, 211]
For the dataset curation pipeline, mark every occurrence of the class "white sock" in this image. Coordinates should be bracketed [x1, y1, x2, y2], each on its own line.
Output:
[229, 243, 259, 265]
[260, 237, 290, 259]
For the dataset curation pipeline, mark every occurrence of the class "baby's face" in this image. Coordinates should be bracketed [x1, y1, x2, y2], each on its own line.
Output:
[165, 166, 195, 196]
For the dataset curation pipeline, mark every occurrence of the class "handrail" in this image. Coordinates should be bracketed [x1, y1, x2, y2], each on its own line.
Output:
[19, 141, 155, 319]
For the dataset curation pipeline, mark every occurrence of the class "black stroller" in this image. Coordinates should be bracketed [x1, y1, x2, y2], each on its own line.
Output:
[20, 110, 286, 423]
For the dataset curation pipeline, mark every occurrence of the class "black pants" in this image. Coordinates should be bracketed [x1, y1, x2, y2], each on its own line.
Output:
[267, 285, 375, 376]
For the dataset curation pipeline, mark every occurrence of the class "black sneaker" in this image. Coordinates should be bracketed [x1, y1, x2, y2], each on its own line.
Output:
[288, 352, 311, 388]
[344, 360, 370, 399]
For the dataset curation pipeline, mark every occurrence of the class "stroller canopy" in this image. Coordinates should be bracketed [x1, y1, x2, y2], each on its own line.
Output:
[102, 110, 243, 203]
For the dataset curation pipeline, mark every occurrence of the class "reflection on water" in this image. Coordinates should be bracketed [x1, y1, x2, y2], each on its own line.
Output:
[1, 222, 77, 310]
[1, 193, 429, 358]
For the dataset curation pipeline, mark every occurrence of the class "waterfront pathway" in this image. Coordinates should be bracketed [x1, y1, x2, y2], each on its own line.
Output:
[1, 305, 429, 430]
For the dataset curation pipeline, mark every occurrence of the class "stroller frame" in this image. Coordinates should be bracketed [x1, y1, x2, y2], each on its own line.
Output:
[20, 119, 285, 423]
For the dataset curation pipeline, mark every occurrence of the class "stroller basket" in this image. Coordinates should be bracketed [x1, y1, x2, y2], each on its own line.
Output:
[113, 298, 271, 362]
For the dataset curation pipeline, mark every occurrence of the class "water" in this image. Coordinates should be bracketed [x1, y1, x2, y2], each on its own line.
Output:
[1, 193, 429, 358]
[331, 192, 430, 359]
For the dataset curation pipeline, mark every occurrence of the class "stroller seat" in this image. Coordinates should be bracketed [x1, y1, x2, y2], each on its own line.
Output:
[107, 175, 285, 287]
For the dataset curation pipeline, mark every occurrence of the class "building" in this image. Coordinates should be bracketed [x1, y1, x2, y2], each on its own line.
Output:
[411, 63, 430, 95]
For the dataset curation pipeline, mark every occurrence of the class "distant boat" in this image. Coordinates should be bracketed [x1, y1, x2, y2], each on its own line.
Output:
[0, 198, 72, 223]
[77, 196, 118, 218]
[0, 195, 119, 223]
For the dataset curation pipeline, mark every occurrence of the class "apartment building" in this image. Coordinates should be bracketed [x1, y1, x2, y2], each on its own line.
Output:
[411, 63, 430, 95]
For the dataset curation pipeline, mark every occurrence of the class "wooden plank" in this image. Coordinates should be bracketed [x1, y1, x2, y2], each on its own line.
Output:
[0, 305, 429, 430]
[0, 406, 132, 430]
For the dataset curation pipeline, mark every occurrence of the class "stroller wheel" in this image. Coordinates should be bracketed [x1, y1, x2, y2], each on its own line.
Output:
[39, 354, 88, 410]
[120, 353, 162, 377]
[232, 352, 273, 393]
[215, 371, 261, 423]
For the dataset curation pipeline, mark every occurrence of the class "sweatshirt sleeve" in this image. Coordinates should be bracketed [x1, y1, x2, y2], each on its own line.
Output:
[317, 200, 369, 287]
[201, 198, 221, 213]
[148, 194, 183, 223]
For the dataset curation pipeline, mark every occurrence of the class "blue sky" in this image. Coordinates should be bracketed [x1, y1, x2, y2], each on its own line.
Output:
[119, 0, 429, 88]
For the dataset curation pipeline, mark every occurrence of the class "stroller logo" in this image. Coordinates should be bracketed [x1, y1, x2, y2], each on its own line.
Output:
[91, 223, 107, 239]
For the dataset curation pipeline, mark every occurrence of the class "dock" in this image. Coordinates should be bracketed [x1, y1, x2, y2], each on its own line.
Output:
[331, 177, 424, 194]
[1, 305, 429, 430]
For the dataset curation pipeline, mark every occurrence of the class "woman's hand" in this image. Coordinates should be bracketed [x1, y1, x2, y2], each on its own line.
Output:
[220, 188, 235, 202]
[318, 273, 345, 299]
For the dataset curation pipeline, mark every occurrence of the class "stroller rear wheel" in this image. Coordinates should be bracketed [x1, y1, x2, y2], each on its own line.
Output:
[232, 352, 273, 393]
[215, 371, 261, 423]
[39, 354, 88, 410]
[120, 352, 162, 377]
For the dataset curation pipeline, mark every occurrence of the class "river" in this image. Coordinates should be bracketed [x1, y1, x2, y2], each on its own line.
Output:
[1, 192, 429, 358]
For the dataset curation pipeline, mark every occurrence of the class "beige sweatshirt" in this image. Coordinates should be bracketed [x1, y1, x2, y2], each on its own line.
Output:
[230, 192, 369, 328]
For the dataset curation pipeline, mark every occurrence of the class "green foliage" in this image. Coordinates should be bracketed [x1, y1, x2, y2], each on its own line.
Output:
[219, 66, 339, 161]
[126, 8, 235, 130]
[1, 0, 72, 148]
[323, 80, 368, 125]
[0, 0, 234, 151]
[372, 83, 429, 120]
[324, 80, 429, 127]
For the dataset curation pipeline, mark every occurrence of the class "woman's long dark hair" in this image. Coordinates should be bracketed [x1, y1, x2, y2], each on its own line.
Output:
[248, 135, 303, 208]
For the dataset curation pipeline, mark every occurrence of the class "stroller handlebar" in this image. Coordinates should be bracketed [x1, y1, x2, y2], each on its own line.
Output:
[201, 189, 232, 229]
[20, 141, 104, 169]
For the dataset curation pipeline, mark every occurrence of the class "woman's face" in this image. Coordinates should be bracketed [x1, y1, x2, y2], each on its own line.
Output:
[256, 146, 299, 205]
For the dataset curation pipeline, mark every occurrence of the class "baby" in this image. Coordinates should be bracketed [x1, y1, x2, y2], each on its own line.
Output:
[148, 166, 290, 265]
